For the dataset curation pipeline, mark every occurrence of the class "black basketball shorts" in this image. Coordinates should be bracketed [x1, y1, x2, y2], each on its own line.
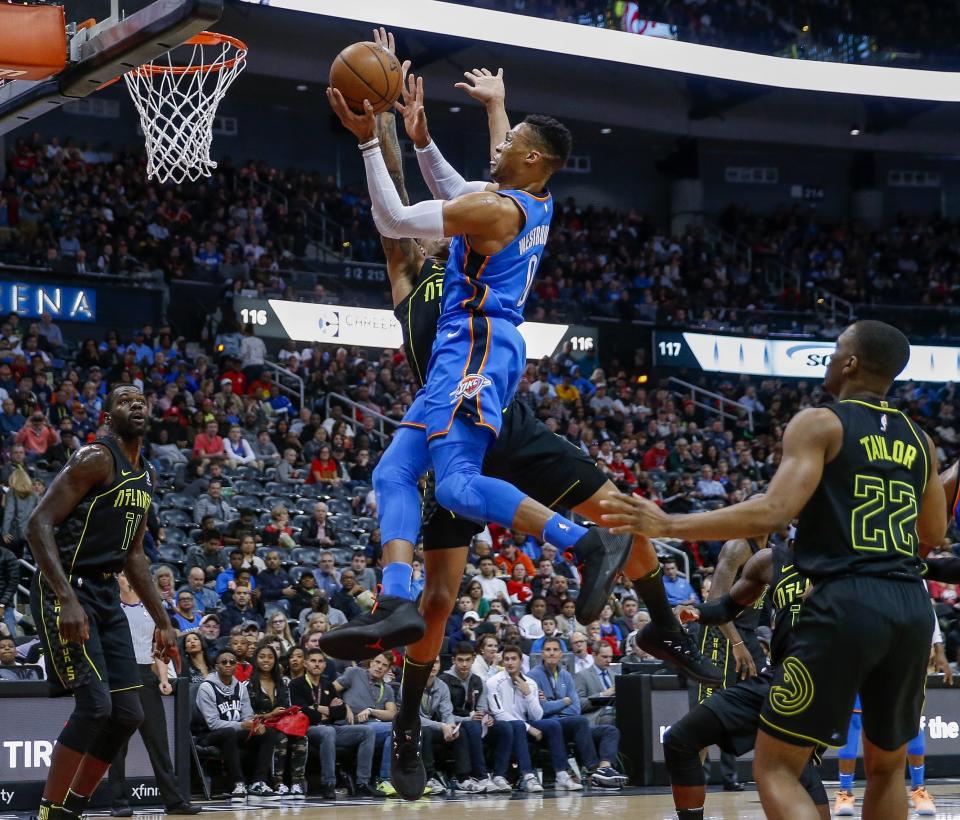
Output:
[32, 571, 141, 696]
[421, 399, 607, 551]
[759, 575, 931, 751]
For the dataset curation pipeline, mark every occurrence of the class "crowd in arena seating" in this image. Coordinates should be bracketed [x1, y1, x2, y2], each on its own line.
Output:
[444, 0, 960, 69]
[3, 134, 959, 342]
[0, 297, 958, 792]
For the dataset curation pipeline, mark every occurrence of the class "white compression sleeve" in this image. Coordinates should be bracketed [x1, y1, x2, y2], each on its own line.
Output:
[362, 141, 445, 240]
[415, 139, 489, 200]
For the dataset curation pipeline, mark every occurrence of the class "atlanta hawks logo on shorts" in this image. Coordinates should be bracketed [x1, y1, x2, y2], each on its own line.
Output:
[450, 374, 491, 402]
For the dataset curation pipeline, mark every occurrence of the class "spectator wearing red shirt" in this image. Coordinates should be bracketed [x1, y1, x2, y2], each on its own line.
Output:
[14, 412, 59, 459]
[494, 540, 536, 577]
[193, 420, 227, 467]
[641, 439, 669, 472]
[608, 449, 637, 487]
[506, 562, 534, 605]
[306, 445, 341, 486]
[220, 357, 247, 396]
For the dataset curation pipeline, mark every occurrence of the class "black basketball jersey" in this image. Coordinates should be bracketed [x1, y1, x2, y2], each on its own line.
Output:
[56, 436, 153, 578]
[768, 543, 811, 666]
[794, 399, 928, 582]
[734, 538, 767, 631]
[393, 259, 444, 388]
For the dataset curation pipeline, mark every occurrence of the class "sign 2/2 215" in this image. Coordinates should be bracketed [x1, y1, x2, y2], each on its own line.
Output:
[343, 266, 387, 284]
[240, 308, 268, 326]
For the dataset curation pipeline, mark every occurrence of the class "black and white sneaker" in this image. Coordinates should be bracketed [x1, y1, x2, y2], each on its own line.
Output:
[230, 783, 247, 803]
[636, 622, 723, 686]
[574, 527, 633, 624]
[318, 595, 425, 661]
[390, 721, 426, 801]
[590, 766, 627, 788]
[247, 782, 278, 800]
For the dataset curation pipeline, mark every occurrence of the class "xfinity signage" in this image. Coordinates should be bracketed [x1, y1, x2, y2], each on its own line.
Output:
[655, 330, 960, 383]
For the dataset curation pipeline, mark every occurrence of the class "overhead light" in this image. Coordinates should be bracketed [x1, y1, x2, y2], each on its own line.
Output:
[600, 127, 612, 134]
[801, 24, 810, 32]
[449, 106, 461, 113]
[850, 125, 861, 135]
[296, 84, 308, 91]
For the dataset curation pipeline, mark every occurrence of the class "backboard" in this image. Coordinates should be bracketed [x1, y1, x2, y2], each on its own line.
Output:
[0, 0, 222, 136]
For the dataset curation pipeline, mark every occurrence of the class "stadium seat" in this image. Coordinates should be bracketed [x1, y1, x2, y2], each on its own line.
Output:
[291, 547, 320, 566]
[160, 508, 194, 528]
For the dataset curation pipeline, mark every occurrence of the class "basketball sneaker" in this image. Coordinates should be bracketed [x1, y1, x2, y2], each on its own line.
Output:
[833, 789, 855, 816]
[390, 721, 427, 801]
[636, 622, 724, 686]
[910, 786, 936, 815]
[317, 595, 425, 661]
[573, 527, 633, 624]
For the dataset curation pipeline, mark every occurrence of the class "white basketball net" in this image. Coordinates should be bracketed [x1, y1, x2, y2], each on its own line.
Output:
[123, 34, 246, 184]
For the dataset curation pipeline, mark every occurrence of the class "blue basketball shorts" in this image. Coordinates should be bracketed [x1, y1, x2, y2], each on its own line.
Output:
[400, 312, 526, 441]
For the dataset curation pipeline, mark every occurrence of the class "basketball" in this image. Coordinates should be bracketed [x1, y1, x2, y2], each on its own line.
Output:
[329, 41, 403, 114]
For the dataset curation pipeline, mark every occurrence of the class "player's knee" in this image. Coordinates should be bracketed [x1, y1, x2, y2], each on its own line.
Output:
[663, 727, 706, 787]
[111, 689, 144, 732]
[420, 582, 456, 619]
[434, 472, 481, 520]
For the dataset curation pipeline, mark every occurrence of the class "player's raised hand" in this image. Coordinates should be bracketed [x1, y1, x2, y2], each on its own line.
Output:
[599, 493, 671, 536]
[395, 72, 429, 149]
[372, 26, 395, 54]
[455, 68, 505, 107]
[326, 87, 377, 144]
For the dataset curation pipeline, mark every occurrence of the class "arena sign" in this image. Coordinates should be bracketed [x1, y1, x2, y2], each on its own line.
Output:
[247, 0, 960, 102]
[0, 282, 95, 322]
[654, 330, 960, 383]
[235, 298, 598, 361]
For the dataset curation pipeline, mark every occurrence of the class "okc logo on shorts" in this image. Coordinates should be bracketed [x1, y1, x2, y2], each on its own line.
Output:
[769, 656, 815, 716]
[450, 374, 491, 403]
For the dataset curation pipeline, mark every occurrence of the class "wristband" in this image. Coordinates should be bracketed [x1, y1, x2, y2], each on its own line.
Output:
[732, 641, 744, 648]
[358, 136, 380, 152]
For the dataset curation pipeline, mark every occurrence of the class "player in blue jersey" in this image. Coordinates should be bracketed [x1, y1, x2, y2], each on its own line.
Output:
[329, 75, 631, 608]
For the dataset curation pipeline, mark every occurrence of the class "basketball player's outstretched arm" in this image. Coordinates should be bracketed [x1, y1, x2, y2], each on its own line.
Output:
[396, 70, 498, 198]
[328, 89, 522, 250]
[25, 443, 115, 643]
[456, 68, 512, 160]
[603, 408, 948, 552]
[600, 407, 839, 540]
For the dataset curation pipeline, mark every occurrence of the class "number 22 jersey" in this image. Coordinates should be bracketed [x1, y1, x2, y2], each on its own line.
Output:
[794, 399, 928, 581]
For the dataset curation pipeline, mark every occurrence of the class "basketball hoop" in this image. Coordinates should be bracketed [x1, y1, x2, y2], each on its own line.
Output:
[122, 31, 246, 184]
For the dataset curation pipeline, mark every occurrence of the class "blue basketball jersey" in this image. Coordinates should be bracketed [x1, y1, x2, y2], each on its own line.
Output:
[441, 188, 553, 325]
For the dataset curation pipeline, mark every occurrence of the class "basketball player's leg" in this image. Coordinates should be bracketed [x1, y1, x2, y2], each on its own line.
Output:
[834, 708, 860, 816]
[906, 728, 935, 814]
[860, 737, 909, 820]
[319, 423, 432, 660]
[754, 730, 821, 820]
[390, 544, 470, 800]
[857, 580, 931, 820]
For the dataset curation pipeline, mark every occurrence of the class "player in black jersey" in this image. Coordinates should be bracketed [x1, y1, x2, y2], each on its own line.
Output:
[26, 385, 178, 820]
[663, 542, 828, 820]
[602, 320, 948, 820]
[317, 32, 719, 802]
[695, 529, 769, 791]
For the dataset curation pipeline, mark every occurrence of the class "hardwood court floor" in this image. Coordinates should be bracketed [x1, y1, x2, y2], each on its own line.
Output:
[38, 781, 960, 820]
